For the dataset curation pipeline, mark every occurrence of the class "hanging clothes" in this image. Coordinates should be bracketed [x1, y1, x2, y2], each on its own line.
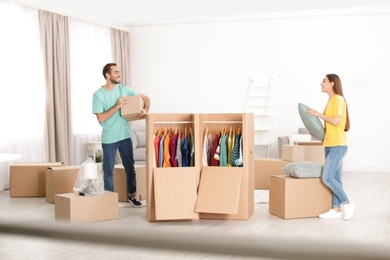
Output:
[219, 133, 229, 167]
[190, 133, 195, 166]
[202, 132, 212, 166]
[182, 136, 190, 167]
[170, 132, 178, 167]
[230, 133, 241, 167]
[227, 131, 233, 167]
[210, 132, 221, 166]
[153, 133, 160, 168]
[175, 132, 183, 167]
[158, 134, 165, 168]
[234, 134, 243, 167]
[163, 132, 172, 167]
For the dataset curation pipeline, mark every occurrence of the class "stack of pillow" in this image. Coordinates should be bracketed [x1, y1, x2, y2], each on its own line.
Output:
[281, 103, 325, 178]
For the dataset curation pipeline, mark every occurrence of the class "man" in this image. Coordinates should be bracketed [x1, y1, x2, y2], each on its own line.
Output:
[92, 63, 150, 207]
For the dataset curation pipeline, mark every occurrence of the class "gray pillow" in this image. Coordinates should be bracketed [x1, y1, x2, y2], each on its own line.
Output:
[298, 103, 324, 142]
[282, 161, 323, 178]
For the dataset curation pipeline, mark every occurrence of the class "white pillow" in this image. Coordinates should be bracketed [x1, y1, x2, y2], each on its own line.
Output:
[288, 134, 312, 145]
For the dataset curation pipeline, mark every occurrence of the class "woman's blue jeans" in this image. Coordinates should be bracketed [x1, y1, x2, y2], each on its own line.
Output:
[102, 138, 137, 198]
[322, 145, 348, 208]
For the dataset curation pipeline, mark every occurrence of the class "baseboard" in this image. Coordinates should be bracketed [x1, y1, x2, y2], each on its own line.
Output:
[343, 166, 390, 173]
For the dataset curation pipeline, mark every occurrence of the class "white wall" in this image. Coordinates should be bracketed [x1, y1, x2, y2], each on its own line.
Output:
[129, 11, 390, 173]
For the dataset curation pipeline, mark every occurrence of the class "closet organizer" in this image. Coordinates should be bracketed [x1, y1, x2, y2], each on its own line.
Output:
[146, 113, 254, 221]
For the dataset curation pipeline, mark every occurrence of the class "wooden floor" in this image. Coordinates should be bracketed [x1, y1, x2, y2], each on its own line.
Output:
[1, 171, 390, 259]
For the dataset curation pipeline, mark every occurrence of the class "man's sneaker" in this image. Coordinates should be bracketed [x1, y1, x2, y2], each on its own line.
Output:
[319, 209, 342, 219]
[342, 202, 355, 221]
[128, 197, 143, 208]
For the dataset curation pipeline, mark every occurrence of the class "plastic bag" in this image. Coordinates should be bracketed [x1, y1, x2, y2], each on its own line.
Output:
[73, 157, 105, 196]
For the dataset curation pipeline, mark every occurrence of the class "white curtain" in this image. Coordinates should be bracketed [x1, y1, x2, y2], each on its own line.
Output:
[68, 18, 112, 165]
[0, 1, 46, 162]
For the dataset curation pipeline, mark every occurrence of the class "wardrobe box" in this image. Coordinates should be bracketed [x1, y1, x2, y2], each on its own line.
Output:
[121, 95, 144, 121]
[295, 141, 324, 165]
[114, 164, 147, 202]
[55, 192, 118, 223]
[10, 162, 64, 197]
[46, 166, 80, 204]
[146, 113, 254, 222]
[281, 145, 305, 162]
[269, 175, 332, 219]
[254, 158, 289, 189]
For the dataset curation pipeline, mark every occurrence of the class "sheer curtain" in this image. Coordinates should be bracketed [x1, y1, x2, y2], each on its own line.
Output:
[68, 18, 112, 165]
[0, 1, 46, 162]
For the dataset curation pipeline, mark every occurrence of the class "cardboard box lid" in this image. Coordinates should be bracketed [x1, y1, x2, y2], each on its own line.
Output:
[11, 162, 64, 167]
[295, 141, 323, 146]
[47, 165, 80, 171]
[153, 167, 199, 220]
[195, 167, 242, 214]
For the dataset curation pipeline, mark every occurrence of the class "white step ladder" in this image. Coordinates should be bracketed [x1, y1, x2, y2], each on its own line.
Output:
[246, 76, 272, 157]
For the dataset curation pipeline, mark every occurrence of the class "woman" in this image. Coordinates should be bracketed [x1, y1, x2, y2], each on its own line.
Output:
[307, 74, 355, 221]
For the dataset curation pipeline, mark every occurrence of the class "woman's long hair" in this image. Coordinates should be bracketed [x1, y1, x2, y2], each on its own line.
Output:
[327, 74, 350, 131]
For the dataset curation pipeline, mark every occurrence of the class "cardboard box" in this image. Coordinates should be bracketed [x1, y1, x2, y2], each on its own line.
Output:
[114, 164, 146, 202]
[254, 158, 289, 189]
[120, 95, 144, 121]
[269, 175, 332, 219]
[10, 162, 64, 197]
[295, 141, 325, 165]
[55, 192, 118, 223]
[281, 145, 305, 162]
[46, 166, 80, 204]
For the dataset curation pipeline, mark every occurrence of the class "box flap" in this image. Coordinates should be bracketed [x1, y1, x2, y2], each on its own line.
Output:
[11, 162, 64, 167]
[195, 167, 242, 214]
[295, 141, 323, 146]
[273, 175, 292, 180]
[154, 168, 199, 220]
[47, 166, 80, 171]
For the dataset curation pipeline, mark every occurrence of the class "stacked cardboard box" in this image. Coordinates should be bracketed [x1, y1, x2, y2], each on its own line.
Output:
[295, 141, 324, 165]
[46, 166, 80, 204]
[10, 162, 63, 197]
[254, 142, 324, 190]
[114, 164, 147, 202]
[269, 175, 332, 219]
[254, 158, 289, 189]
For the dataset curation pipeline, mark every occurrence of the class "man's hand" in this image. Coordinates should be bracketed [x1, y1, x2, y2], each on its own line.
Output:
[139, 108, 147, 118]
[116, 96, 128, 108]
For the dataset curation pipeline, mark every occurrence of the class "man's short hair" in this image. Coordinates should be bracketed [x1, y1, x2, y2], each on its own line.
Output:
[102, 63, 117, 79]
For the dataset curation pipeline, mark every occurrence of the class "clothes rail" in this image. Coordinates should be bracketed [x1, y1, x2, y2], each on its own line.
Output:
[153, 121, 193, 124]
[203, 121, 242, 124]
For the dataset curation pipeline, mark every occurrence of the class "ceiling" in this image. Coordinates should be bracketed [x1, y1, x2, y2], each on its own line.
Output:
[8, 0, 390, 31]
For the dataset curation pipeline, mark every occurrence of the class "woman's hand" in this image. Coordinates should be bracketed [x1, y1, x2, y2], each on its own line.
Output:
[307, 108, 319, 117]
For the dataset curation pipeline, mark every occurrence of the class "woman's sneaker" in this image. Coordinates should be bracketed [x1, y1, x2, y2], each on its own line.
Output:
[319, 209, 342, 219]
[128, 197, 143, 208]
[342, 202, 355, 221]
